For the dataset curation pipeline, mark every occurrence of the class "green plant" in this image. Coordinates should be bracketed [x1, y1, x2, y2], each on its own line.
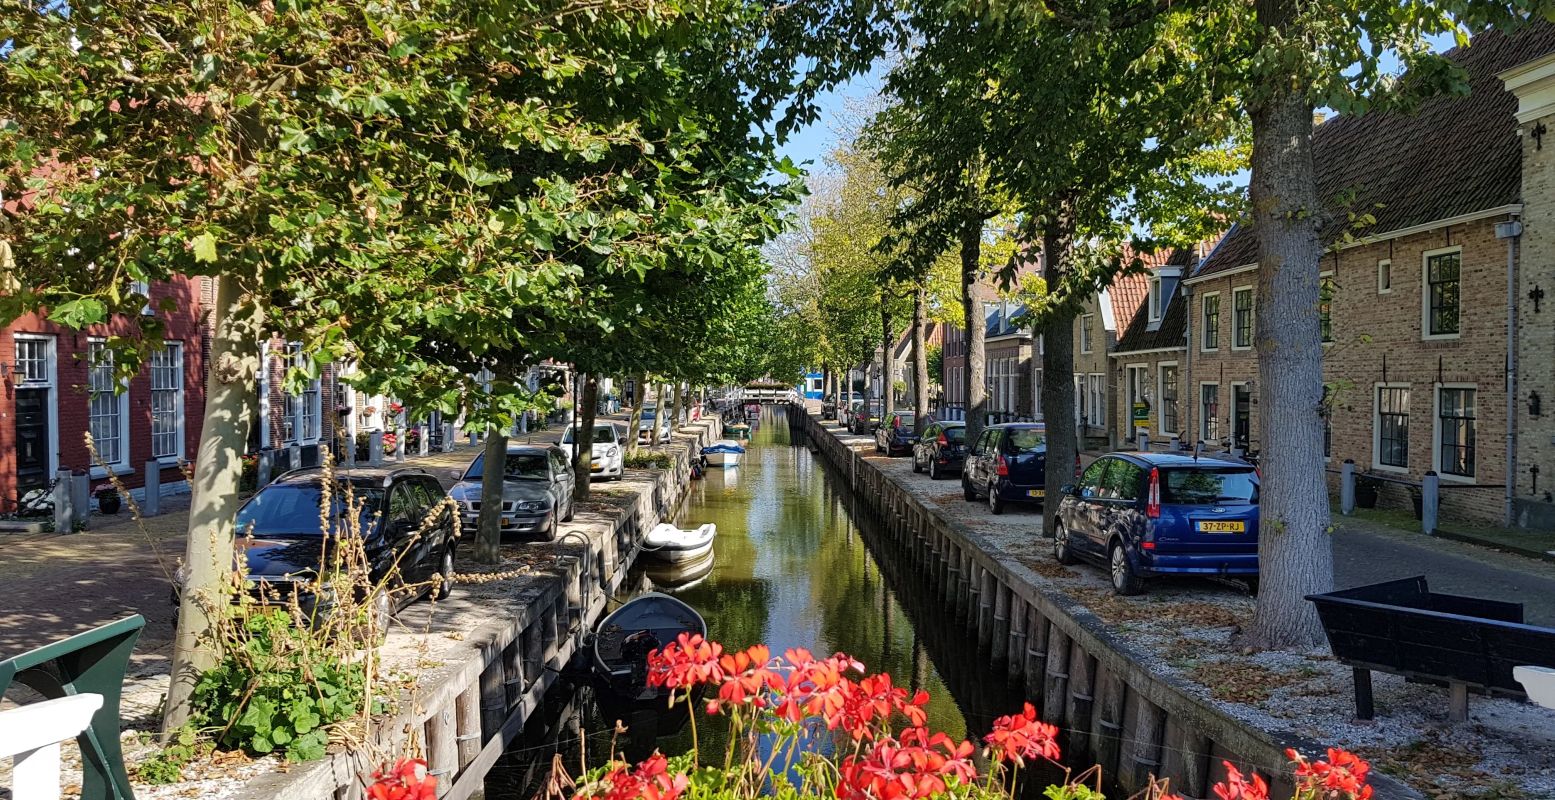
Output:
[133, 725, 213, 785]
[626, 451, 673, 469]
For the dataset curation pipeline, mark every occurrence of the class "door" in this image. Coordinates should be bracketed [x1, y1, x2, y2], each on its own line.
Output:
[1070, 458, 1112, 556]
[551, 450, 574, 508]
[1095, 458, 1146, 550]
[1232, 384, 1252, 450]
[14, 388, 50, 496]
[383, 482, 422, 588]
[966, 429, 996, 487]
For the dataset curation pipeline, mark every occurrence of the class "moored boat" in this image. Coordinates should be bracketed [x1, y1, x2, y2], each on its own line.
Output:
[644, 549, 716, 592]
[590, 593, 708, 703]
[700, 440, 745, 467]
[642, 522, 716, 563]
[726, 422, 751, 439]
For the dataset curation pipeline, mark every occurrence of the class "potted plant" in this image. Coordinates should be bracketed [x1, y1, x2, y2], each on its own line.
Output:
[94, 483, 122, 515]
[1354, 473, 1381, 509]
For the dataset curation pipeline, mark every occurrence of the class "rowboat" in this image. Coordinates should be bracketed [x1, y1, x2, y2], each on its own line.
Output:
[590, 593, 708, 703]
[642, 522, 716, 563]
[700, 440, 746, 467]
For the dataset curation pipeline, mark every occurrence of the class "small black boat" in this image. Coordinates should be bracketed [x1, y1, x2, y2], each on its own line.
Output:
[590, 593, 707, 703]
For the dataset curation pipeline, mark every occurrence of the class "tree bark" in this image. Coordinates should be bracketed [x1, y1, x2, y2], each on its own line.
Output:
[473, 425, 507, 564]
[670, 380, 685, 436]
[1245, 3, 1334, 649]
[656, 382, 671, 441]
[1040, 209, 1080, 540]
[912, 287, 929, 436]
[880, 291, 895, 421]
[627, 374, 647, 455]
[574, 373, 598, 502]
[961, 214, 988, 443]
[162, 274, 262, 737]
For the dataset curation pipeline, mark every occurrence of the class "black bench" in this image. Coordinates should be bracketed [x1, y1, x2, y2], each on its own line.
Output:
[1307, 576, 1555, 721]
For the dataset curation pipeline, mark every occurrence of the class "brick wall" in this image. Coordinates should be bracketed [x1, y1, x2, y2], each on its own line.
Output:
[1517, 107, 1555, 508]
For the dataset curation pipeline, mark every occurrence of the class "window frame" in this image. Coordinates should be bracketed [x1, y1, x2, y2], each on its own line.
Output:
[149, 341, 186, 464]
[281, 343, 324, 445]
[1421, 246, 1462, 341]
[1433, 384, 1477, 482]
[1199, 382, 1221, 444]
[1125, 363, 1150, 436]
[1376, 259, 1392, 295]
[1319, 271, 1335, 344]
[1372, 383, 1412, 473]
[1200, 292, 1221, 352]
[1157, 361, 1180, 438]
[1148, 277, 1162, 322]
[1079, 314, 1095, 354]
[1087, 373, 1105, 428]
[1232, 286, 1254, 350]
[12, 333, 61, 482]
[86, 338, 131, 476]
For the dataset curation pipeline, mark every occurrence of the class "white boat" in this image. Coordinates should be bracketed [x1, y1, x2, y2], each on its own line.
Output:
[642, 522, 716, 563]
[701, 440, 745, 467]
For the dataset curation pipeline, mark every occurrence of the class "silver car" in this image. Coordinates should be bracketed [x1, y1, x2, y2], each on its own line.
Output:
[448, 446, 576, 541]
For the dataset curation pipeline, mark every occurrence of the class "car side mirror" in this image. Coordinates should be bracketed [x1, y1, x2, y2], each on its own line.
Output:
[619, 437, 628, 445]
[1060, 483, 1077, 497]
[450, 469, 465, 482]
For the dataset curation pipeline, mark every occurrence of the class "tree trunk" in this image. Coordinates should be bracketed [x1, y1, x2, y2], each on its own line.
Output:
[880, 292, 895, 421]
[961, 213, 987, 442]
[627, 374, 647, 455]
[162, 274, 262, 736]
[473, 425, 508, 564]
[656, 382, 671, 442]
[1245, 10, 1334, 649]
[1040, 210, 1080, 540]
[912, 287, 929, 436]
[574, 373, 598, 502]
[670, 380, 685, 436]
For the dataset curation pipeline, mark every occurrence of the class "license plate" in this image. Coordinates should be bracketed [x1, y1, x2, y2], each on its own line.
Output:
[1197, 520, 1245, 533]
[1027, 489, 1045, 499]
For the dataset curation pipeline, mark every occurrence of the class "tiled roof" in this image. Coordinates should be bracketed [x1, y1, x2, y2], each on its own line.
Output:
[1112, 247, 1200, 354]
[1106, 273, 1151, 331]
[1197, 22, 1555, 279]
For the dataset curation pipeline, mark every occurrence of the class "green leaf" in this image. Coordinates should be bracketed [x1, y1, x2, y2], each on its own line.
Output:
[190, 232, 218, 263]
[48, 298, 107, 328]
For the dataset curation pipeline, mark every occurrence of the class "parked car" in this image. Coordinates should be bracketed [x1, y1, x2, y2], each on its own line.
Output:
[912, 421, 967, 479]
[848, 399, 885, 435]
[1053, 452, 1260, 595]
[840, 400, 861, 429]
[962, 424, 1050, 514]
[564, 421, 627, 480]
[637, 404, 671, 445]
[448, 445, 577, 541]
[175, 467, 459, 616]
[874, 411, 919, 456]
[821, 395, 839, 420]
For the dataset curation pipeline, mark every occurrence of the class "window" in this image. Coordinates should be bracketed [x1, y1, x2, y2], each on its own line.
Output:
[1087, 374, 1105, 427]
[1099, 460, 1144, 501]
[1158, 363, 1179, 436]
[1377, 260, 1392, 294]
[1079, 314, 1094, 354]
[1424, 249, 1460, 337]
[1148, 278, 1162, 321]
[1201, 293, 1220, 351]
[1437, 388, 1476, 478]
[15, 337, 50, 384]
[1323, 413, 1333, 459]
[1126, 365, 1149, 433]
[150, 343, 185, 461]
[1078, 458, 1109, 498]
[1375, 386, 1410, 470]
[1232, 287, 1254, 349]
[1319, 274, 1335, 343]
[281, 343, 322, 444]
[1200, 383, 1220, 443]
[129, 279, 152, 315]
[87, 340, 129, 471]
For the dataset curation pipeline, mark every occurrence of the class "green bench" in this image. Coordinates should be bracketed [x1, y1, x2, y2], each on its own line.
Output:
[1, 615, 144, 800]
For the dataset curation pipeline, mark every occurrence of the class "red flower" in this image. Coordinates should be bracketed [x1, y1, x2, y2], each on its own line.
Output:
[366, 759, 437, 800]
[575, 753, 687, 800]
[828, 673, 928, 740]
[1288, 747, 1374, 799]
[984, 703, 1061, 764]
[646, 633, 725, 690]
[835, 728, 975, 800]
[708, 644, 784, 714]
[1212, 762, 1270, 800]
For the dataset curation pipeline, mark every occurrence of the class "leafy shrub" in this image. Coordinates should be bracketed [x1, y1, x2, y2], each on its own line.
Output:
[625, 451, 673, 469]
[133, 726, 213, 785]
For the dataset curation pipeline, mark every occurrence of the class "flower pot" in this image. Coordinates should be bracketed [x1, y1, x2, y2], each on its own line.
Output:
[1354, 482, 1379, 509]
[97, 493, 121, 515]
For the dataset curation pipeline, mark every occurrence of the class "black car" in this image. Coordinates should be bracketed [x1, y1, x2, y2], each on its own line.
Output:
[874, 411, 919, 456]
[821, 395, 839, 420]
[962, 424, 1051, 514]
[912, 421, 967, 479]
[185, 467, 459, 618]
[849, 399, 885, 435]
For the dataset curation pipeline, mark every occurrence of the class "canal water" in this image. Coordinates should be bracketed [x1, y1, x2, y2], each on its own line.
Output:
[484, 406, 1023, 797]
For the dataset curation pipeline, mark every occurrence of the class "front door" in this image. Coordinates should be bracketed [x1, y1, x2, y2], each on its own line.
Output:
[1232, 384, 1252, 450]
[15, 388, 50, 495]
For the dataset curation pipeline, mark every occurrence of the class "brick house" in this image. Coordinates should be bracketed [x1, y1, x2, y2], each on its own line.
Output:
[1072, 270, 1152, 450]
[1108, 249, 1200, 450]
[0, 260, 211, 510]
[1117, 24, 1555, 526]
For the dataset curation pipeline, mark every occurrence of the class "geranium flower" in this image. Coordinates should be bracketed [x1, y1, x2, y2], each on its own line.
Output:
[1287, 747, 1374, 799]
[575, 753, 687, 800]
[1212, 762, 1270, 800]
[645, 633, 725, 690]
[835, 728, 975, 800]
[707, 644, 784, 714]
[984, 703, 1061, 764]
[366, 758, 436, 800]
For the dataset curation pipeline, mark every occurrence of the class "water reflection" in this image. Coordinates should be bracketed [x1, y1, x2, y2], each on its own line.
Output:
[483, 407, 1021, 798]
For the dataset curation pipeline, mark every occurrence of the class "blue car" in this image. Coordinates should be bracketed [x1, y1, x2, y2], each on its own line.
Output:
[961, 424, 1051, 514]
[874, 411, 919, 456]
[1054, 452, 1259, 595]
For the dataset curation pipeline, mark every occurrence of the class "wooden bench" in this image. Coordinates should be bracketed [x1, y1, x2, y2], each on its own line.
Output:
[1307, 576, 1555, 721]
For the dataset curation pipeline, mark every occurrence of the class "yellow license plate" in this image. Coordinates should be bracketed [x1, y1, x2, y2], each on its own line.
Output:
[1027, 489, 1045, 498]
[1197, 520, 1245, 533]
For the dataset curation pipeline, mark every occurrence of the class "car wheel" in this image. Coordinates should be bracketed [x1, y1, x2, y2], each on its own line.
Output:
[1053, 523, 1078, 565]
[1245, 577, 1260, 596]
[1109, 541, 1144, 596]
[435, 546, 456, 600]
[962, 476, 977, 502]
[988, 482, 1005, 515]
[912, 452, 923, 473]
[563, 497, 576, 522]
[928, 459, 941, 480]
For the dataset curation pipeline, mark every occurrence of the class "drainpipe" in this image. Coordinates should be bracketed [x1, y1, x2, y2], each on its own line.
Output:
[1497, 217, 1523, 528]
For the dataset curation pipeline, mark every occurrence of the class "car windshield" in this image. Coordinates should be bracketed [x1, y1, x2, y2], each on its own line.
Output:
[564, 426, 617, 444]
[236, 484, 385, 538]
[943, 427, 967, 441]
[1004, 430, 1046, 452]
[895, 414, 916, 426]
[641, 408, 657, 421]
[464, 453, 550, 481]
[1161, 468, 1259, 505]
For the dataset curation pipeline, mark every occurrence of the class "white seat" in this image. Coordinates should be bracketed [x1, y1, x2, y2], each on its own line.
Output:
[0, 693, 104, 800]
[1514, 665, 1555, 710]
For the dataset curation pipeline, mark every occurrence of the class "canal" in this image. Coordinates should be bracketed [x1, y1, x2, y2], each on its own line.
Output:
[484, 406, 1023, 797]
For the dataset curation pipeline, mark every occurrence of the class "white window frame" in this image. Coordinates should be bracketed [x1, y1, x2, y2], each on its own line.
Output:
[1421, 246, 1463, 341]
[1319, 270, 1335, 345]
[150, 342, 186, 464]
[86, 338, 131, 476]
[12, 334, 61, 481]
[1148, 277, 1162, 322]
[1433, 383, 1478, 483]
[128, 279, 153, 315]
[1372, 382, 1412, 474]
[1200, 291, 1221, 352]
[1230, 381, 1251, 450]
[281, 343, 323, 445]
[1079, 314, 1095, 354]
[1157, 361, 1181, 438]
[1199, 381, 1220, 443]
[1126, 363, 1149, 435]
[1231, 286, 1255, 351]
[1377, 259, 1392, 294]
[1087, 373, 1105, 428]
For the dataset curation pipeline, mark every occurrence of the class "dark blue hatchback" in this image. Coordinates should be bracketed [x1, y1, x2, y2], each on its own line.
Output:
[1053, 452, 1259, 595]
[962, 424, 1051, 514]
